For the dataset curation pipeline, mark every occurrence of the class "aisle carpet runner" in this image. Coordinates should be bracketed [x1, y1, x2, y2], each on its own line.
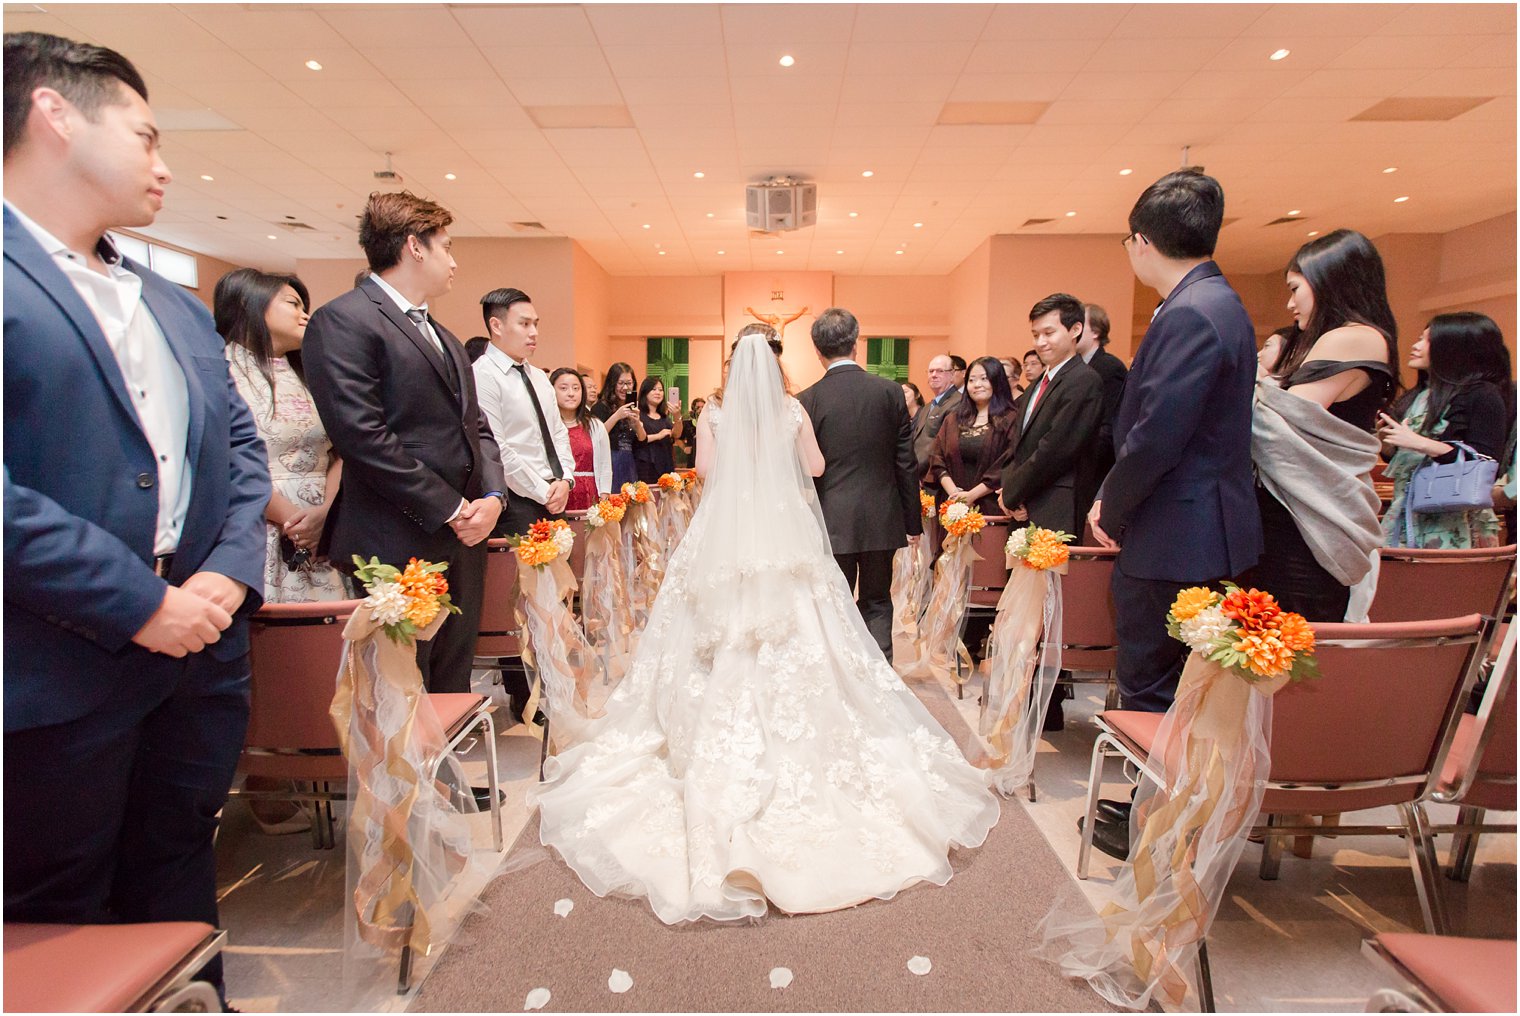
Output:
[413, 682, 1117, 1013]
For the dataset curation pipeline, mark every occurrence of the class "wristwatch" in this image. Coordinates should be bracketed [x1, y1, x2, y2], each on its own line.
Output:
[562, 476, 576, 491]
[484, 490, 507, 506]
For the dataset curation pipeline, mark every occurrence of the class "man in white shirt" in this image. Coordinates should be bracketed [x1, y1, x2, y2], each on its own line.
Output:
[473, 287, 576, 537]
[3, 32, 270, 1004]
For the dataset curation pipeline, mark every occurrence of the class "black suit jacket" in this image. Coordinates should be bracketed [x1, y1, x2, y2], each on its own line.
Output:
[302, 279, 507, 569]
[1075, 346, 1129, 523]
[798, 363, 923, 554]
[1000, 358, 1104, 535]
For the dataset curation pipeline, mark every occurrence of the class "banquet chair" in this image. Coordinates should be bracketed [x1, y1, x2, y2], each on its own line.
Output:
[1045, 546, 1122, 708]
[1362, 932, 1517, 1013]
[1430, 620, 1516, 882]
[4, 921, 225, 1012]
[566, 513, 589, 586]
[955, 517, 1012, 697]
[1077, 614, 1488, 943]
[233, 599, 362, 848]
[1369, 545, 1515, 626]
[474, 538, 525, 684]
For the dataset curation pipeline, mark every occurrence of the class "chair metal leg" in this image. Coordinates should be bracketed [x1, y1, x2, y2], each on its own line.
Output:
[1196, 938, 1217, 1013]
[1025, 780, 1037, 803]
[1103, 672, 1120, 711]
[1077, 732, 1112, 879]
[480, 709, 503, 852]
[1397, 802, 1448, 934]
[1259, 813, 1285, 880]
[538, 709, 551, 781]
[1446, 805, 1483, 882]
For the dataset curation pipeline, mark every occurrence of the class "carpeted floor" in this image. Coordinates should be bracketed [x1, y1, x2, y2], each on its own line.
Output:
[412, 679, 1119, 1013]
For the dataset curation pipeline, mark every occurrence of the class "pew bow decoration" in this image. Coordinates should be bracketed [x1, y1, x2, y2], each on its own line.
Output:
[581, 494, 634, 689]
[897, 499, 986, 683]
[890, 491, 938, 661]
[510, 520, 597, 740]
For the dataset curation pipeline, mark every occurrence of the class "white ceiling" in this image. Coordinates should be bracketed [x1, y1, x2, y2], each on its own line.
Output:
[3, 3, 1515, 276]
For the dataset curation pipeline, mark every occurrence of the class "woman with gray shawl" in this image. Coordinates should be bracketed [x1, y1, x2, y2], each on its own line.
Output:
[1247, 231, 1397, 621]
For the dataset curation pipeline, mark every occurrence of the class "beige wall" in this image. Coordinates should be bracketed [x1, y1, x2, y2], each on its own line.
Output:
[988, 235, 1139, 364]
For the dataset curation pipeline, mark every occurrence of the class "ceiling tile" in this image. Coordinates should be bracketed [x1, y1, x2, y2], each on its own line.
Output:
[851, 4, 992, 42]
[718, 4, 858, 42]
[981, 4, 1129, 39]
[450, 6, 599, 47]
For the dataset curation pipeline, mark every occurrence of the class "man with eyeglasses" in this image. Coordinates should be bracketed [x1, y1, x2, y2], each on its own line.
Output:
[911, 354, 965, 478]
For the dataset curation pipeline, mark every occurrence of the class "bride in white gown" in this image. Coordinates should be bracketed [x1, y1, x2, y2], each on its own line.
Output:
[533, 331, 1000, 924]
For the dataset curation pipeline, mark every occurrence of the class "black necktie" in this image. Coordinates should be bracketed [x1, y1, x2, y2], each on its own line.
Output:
[405, 307, 458, 390]
[512, 363, 564, 480]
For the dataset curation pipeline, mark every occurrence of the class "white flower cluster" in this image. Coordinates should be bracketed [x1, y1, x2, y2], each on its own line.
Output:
[584, 502, 606, 529]
[363, 579, 408, 625]
[942, 500, 969, 523]
[551, 523, 575, 558]
[1178, 604, 1232, 654]
[1005, 526, 1029, 557]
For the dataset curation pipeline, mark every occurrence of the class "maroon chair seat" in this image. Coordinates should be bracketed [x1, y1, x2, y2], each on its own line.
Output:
[1365, 932, 1517, 1013]
[1369, 545, 1515, 624]
[4, 921, 223, 1012]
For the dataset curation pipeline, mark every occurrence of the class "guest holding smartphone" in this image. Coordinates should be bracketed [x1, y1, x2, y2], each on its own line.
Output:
[593, 362, 644, 488]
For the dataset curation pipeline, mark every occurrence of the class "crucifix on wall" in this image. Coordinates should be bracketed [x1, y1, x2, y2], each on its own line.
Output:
[743, 305, 810, 340]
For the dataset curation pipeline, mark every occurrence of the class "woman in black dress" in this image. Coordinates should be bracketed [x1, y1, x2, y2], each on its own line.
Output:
[1250, 229, 1398, 620]
[592, 362, 645, 489]
[926, 356, 1018, 517]
[633, 376, 683, 484]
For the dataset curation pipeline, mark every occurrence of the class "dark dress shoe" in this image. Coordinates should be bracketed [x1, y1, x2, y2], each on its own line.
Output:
[1041, 698, 1065, 732]
[471, 786, 507, 810]
[1077, 816, 1132, 861]
[1097, 799, 1132, 823]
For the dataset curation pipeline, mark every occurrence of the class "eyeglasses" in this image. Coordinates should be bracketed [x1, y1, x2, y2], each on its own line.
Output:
[926, 368, 952, 375]
[1120, 231, 1142, 250]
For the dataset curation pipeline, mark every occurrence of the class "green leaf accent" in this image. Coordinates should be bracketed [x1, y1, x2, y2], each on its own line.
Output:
[865, 337, 910, 383]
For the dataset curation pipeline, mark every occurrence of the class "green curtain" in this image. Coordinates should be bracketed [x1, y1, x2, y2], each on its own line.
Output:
[646, 337, 690, 395]
[866, 337, 910, 382]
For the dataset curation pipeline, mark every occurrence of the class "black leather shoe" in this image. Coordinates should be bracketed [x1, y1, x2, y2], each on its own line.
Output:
[1077, 816, 1131, 861]
[471, 786, 507, 810]
[1096, 799, 1132, 823]
[1041, 699, 1065, 732]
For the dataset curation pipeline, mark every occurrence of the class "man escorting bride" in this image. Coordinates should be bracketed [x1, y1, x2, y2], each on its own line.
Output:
[533, 324, 999, 925]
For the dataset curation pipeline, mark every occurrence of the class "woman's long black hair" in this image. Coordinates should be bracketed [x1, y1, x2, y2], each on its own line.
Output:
[596, 362, 638, 415]
[1419, 311, 1513, 437]
[639, 375, 669, 420]
[549, 366, 594, 430]
[1277, 229, 1398, 379]
[214, 267, 311, 392]
[955, 355, 1017, 423]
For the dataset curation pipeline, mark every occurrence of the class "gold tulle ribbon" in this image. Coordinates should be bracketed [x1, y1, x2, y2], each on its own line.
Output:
[515, 556, 599, 748]
[580, 522, 633, 690]
[896, 533, 978, 682]
[625, 501, 665, 636]
[979, 564, 1063, 792]
[329, 607, 466, 959]
[889, 534, 934, 663]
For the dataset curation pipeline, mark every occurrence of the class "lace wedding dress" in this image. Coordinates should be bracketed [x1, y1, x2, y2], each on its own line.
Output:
[533, 334, 999, 924]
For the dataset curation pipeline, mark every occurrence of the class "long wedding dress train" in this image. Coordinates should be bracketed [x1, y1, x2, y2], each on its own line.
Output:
[533, 335, 999, 924]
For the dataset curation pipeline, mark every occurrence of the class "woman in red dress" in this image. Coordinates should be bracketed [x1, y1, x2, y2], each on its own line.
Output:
[552, 367, 610, 511]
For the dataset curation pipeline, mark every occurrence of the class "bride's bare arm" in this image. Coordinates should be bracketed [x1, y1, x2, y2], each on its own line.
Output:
[694, 412, 716, 479]
[795, 404, 826, 477]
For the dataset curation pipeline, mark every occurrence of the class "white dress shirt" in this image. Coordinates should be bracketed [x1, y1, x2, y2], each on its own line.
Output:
[367, 271, 446, 358]
[8, 202, 191, 555]
[473, 344, 575, 505]
[1023, 353, 1076, 428]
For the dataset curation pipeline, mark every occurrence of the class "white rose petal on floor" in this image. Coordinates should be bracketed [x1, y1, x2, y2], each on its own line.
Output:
[768, 967, 794, 989]
[907, 955, 933, 976]
[608, 968, 634, 993]
[553, 898, 574, 917]
[524, 987, 551, 1011]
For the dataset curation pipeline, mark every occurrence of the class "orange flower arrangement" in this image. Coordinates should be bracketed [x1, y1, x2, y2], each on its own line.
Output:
[1005, 525, 1073, 570]
[920, 490, 936, 520]
[352, 555, 459, 645]
[1165, 584, 1317, 684]
[621, 480, 653, 504]
[586, 491, 628, 528]
[657, 471, 687, 492]
[510, 518, 575, 569]
[680, 468, 698, 484]
[937, 498, 986, 540]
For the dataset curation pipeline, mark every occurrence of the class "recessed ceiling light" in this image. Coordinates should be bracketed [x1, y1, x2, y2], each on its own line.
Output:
[1065, 211, 1077, 217]
[716, 249, 725, 255]
[913, 222, 923, 228]
[642, 223, 651, 229]
[1119, 168, 1133, 176]
[1288, 209, 1300, 216]
[835, 249, 844, 254]
[778, 54, 795, 67]
[706, 212, 714, 218]
[1383, 166, 1398, 174]
[861, 170, 874, 178]
[1394, 195, 1410, 203]
[848, 211, 858, 218]
[199, 174, 214, 181]
[266, 234, 277, 240]
[305, 59, 323, 71]
[658, 250, 666, 255]
[693, 171, 704, 178]
[895, 250, 904, 255]
[1269, 48, 1290, 61]
[444, 173, 456, 181]
[1307, 230, 1319, 236]
[775, 249, 784, 254]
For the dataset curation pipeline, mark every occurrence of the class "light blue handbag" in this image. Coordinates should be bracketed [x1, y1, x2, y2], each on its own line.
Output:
[1405, 440, 1498, 534]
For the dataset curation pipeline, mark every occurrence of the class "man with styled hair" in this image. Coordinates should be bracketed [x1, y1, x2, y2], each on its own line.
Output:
[798, 307, 922, 658]
[1084, 170, 1260, 855]
[3, 32, 270, 1003]
[303, 189, 507, 696]
[1074, 302, 1129, 529]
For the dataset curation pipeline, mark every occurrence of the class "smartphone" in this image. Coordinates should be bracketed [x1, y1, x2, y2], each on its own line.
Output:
[669, 385, 680, 407]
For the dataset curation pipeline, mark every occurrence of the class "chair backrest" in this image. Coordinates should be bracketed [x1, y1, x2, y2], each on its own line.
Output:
[968, 520, 1011, 606]
[1368, 545, 1516, 623]
[567, 516, 588, 583]
[1266, 615, 1485, 804]
[1457, 621, 1517, 808]
[1052, 546, 1120, 669]
[477, 538, 521, 656]
[242, 599, 361, 780]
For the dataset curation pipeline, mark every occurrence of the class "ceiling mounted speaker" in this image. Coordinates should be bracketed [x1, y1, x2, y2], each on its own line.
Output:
[745, 181, 817, 232]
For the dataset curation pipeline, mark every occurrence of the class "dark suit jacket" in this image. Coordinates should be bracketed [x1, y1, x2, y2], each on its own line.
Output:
[2, 208, 270, 732]
[1000, 359, 1104, 535]
[302, 279, 507, 569]
[1098, 261, 1262, 582]
[798, 363, 923, 554]
[1076, 346, 1129, 524]
[912, 388, 963, 477]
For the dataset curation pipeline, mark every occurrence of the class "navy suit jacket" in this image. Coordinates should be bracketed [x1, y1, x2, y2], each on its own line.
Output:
[3, 207, 270, 732]
[1098, 261, 1261, 582]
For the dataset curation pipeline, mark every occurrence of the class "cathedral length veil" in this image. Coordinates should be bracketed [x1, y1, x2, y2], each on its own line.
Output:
[533, 332, 999, 925]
